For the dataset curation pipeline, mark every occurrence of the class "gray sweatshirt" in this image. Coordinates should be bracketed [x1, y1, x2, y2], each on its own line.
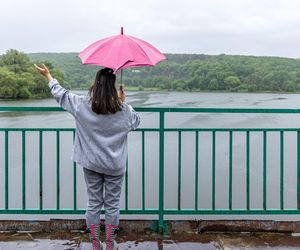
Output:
[49, 79, 140, 176]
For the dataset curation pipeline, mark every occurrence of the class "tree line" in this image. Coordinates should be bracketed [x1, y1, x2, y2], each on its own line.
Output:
[28, 52, 300, 93]
[2, 49, 300, 99]
[0, 49, 64, 99]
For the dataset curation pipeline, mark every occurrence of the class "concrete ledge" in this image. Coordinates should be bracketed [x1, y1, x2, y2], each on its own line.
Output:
[1, 219, 300, 234]
[196, 220, 300, 233]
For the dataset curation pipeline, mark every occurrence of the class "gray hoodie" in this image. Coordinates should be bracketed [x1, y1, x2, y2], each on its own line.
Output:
[49, 79, 140, 176]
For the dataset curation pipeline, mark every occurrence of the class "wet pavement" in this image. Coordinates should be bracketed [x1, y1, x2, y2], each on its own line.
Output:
[0, 240, 216, 250]
[1, 231, 300, 249]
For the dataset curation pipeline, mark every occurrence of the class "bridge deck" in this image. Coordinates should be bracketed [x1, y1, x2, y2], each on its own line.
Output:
[0, 231, 300, 249]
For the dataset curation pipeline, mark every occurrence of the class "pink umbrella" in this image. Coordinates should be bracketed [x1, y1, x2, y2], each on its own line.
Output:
[78, 27, 167, 87]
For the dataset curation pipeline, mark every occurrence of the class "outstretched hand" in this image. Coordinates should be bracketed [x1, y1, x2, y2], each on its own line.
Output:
[34, 64, 53, 81]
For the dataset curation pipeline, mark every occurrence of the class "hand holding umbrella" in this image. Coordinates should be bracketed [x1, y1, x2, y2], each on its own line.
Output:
[119, 85, 125, 102]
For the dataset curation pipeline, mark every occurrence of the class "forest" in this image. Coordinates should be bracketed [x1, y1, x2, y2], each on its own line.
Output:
[28, 52, 300, 93]
[0, 49, 65, 98]
[1, 49, 300, 99]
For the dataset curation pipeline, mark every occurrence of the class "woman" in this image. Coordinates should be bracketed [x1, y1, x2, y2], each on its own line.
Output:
[34, 64, 140, 250]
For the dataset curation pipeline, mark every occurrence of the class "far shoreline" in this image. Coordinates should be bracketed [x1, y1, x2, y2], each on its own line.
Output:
[1, 89, 300, 102]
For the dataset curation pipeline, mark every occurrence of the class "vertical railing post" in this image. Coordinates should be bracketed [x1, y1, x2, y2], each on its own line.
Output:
[22, 130, 26, 210]
[125, 156, 128, 210]
[158, 111, 165, 233]
[5, 130, 8, 210]
[263, 130, 267, 210]
[297, 131, 300, 209]
[73, 130, 77, 210]
[195, 131, 199, 210]
[280, 131, 284, 210]
[56, 130, 60, 210]
[212, 131, 216, 210]
[178, 131, 181, 211]
[229, 131, 233, 210]
[142, 131, 145, 210]
[39, 130, 43, 210]
[246, 131, 250, 210]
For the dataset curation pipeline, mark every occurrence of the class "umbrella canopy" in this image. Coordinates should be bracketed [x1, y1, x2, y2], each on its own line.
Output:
[78, 27, 167, 73]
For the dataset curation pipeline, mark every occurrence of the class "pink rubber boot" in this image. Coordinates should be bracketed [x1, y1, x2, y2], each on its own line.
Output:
[87, 224, 103, 250]
[105, 224, 119, 250]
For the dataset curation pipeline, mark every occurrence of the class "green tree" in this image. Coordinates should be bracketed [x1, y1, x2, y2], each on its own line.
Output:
[224, 76, 241, 91]
[0, 49, 64, 99]
[208, 79, 218, 90]
[0, 49, 30, 74]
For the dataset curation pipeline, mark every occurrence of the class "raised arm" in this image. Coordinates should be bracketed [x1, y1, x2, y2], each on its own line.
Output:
[34, 64, 82, 117]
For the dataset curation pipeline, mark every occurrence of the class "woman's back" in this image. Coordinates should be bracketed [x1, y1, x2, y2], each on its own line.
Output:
[72, 96, 140, 175]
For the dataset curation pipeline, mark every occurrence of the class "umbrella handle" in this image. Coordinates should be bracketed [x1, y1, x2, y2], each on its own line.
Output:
[119, 84, 125, 102]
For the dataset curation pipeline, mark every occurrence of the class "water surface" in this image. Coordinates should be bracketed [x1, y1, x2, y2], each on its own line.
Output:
[1, 91, 300, 221]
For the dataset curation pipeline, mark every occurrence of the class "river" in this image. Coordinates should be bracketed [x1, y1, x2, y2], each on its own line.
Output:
[1, 90, 300, 221]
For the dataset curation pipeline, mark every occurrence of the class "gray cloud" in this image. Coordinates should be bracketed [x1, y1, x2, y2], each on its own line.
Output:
[1, 0, 300, 57]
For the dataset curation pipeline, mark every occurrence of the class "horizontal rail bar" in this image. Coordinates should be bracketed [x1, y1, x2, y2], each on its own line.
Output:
[0, 107, 66, 112]
[2, 106, 300, 113]
[1, 128, 300, 132]
[0, 209, 159, 215]
[0, 128, 75, 131]
[164, 128, 300, 132]
[164, 209, 300, 215]
[1, 209, 300, 215]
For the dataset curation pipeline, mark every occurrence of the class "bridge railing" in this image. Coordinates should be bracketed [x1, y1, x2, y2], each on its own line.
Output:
[1, 106, 300, 232]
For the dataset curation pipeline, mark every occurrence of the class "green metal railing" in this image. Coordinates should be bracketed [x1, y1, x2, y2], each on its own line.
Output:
[1, 106, 300, 233]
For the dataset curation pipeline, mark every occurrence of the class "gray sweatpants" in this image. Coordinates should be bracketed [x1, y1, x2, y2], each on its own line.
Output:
[83, 167, 124, 226]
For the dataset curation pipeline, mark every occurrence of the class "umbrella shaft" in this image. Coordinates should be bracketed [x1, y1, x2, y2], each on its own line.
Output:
[120, 69, 123, 85]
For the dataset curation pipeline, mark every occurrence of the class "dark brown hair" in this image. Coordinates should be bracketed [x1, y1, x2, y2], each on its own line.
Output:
[89, 68, 122, 114]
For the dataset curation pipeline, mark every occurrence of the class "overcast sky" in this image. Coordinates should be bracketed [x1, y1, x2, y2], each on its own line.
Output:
[1, 0, 300, 58]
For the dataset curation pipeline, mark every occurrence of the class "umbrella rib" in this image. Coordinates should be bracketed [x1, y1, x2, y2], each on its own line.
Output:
[114, 38, 135, 71]
[126, 36, 153, 64]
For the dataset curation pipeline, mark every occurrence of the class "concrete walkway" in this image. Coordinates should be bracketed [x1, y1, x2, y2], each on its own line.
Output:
[1, 239, 300, 249]
[1, 231, 300, 249]
[0, 240, 216, 250]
